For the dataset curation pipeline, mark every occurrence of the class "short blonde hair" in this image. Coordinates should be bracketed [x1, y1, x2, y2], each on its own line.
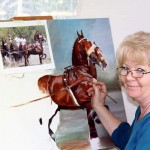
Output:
[116, 31, 150, 67]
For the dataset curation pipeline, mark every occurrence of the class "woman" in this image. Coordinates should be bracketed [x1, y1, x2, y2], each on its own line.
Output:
[88, 31, 150, 150]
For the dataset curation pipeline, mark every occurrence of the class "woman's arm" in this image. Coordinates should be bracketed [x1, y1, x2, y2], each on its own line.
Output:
[88, 81, 121, 135]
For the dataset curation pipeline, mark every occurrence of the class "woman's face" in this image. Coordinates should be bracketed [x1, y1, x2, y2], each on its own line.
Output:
[120, 59, 150, 103]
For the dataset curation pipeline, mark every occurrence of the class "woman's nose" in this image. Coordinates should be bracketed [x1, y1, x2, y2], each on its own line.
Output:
[126, 71, 134, 80]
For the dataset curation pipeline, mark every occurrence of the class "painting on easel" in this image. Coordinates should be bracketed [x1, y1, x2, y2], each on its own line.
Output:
[0, 20, 55, 74]
[37, 18, 127, 150]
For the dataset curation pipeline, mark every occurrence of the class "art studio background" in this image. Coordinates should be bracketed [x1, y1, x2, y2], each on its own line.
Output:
[0, 0, 150, 150]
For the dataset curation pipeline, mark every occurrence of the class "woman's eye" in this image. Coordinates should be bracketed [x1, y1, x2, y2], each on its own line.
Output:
[122, 66, 129, 70]
[136, 68, 145, 73]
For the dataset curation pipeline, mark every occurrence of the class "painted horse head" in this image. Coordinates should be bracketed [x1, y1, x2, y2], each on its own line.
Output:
[91, 41, 107, 69]
[72, 30, 107, 70]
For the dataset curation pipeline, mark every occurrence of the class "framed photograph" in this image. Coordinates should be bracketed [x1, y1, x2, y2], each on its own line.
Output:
[0, 20, 55, 74]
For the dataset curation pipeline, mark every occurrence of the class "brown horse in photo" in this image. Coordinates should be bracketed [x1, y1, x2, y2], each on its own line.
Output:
[22, 41, 46, 65]
[1, 37, 10, 64]
[34, 31, 46, 43]
[38, 31, 107, 140]
[22, 31, 47, 66]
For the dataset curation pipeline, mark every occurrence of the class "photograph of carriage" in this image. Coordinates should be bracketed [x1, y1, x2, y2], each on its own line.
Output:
[0, 20, 55, 74]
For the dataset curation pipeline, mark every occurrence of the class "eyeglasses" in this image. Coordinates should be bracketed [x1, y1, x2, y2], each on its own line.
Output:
[117, 67, 150, 78]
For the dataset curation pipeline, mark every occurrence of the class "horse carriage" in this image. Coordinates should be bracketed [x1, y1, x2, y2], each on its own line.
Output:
[0, 32, 47, 67]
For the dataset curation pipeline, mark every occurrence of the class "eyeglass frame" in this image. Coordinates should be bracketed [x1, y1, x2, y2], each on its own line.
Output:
[117, 66, 150, 78]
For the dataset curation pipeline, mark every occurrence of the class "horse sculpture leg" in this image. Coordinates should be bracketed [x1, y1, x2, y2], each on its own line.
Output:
[24, 55, 28, 66]
[42, 53, 47, 59]
[48, 106, 60, 141]
[39, 53, 47, 64]
[48, 106, 99, 141]
[85, 103, 98, 138]
[87, 104, 110, 139]
[38, 54, 42, 64]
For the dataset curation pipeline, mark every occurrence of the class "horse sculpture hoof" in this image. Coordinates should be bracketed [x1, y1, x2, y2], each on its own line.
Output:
[51, 134, 55, 141]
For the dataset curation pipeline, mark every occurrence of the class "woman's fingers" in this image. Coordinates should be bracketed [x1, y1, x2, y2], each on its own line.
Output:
[87, 81, 107, 99]
[87, 87, 94, 96]
[94, 82, 107, 93]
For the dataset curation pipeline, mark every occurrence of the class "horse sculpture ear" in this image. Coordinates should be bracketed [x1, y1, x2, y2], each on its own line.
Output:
[77, 30, 84, 38]
[77, 31, 80, 37]
[81, 30, 84, 37]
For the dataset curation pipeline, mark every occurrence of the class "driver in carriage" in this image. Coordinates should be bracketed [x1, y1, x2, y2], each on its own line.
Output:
[21, 35, 27, 46]
[14, 34, 21, 47]
[14, 34, 27, 51]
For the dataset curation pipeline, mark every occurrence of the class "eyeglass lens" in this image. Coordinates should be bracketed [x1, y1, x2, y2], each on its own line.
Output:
[117, 68, 143, 78]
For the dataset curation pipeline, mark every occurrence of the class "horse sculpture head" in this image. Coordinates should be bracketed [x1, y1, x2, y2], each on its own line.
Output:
[72, 31, 107, 70]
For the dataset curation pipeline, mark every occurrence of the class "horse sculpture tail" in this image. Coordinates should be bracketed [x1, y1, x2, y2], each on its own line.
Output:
[38, 75, 49, 94]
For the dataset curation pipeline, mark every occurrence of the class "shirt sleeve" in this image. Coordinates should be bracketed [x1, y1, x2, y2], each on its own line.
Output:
[111, 122, 131, 150]
[135, 121, 150, 150]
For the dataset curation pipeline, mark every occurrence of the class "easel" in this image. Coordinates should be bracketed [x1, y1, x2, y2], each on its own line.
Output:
[10, 15, 53, 21]
[0, 15, 53, 22]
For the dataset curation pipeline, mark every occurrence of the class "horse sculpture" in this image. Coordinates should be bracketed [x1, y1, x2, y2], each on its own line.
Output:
[38, 31, 107, 140]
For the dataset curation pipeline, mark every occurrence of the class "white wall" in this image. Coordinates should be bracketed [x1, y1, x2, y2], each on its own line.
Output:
[0, 0, 150, 149]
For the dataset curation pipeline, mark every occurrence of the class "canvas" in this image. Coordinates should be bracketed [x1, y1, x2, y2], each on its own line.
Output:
[38, 18, 127, 150]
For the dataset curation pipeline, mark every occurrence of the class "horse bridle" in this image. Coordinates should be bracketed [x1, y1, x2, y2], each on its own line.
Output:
[78, 38, 95, 56]
[63, 66, 81, 106]
[63, 65, 93, 107]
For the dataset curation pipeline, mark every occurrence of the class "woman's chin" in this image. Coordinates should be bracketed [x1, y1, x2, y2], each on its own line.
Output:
[126, 90, 140, 99]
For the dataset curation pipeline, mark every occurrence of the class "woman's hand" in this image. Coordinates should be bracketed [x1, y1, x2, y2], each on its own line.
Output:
[87, 81, 107, 109]
[88, 81, 121, 136]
